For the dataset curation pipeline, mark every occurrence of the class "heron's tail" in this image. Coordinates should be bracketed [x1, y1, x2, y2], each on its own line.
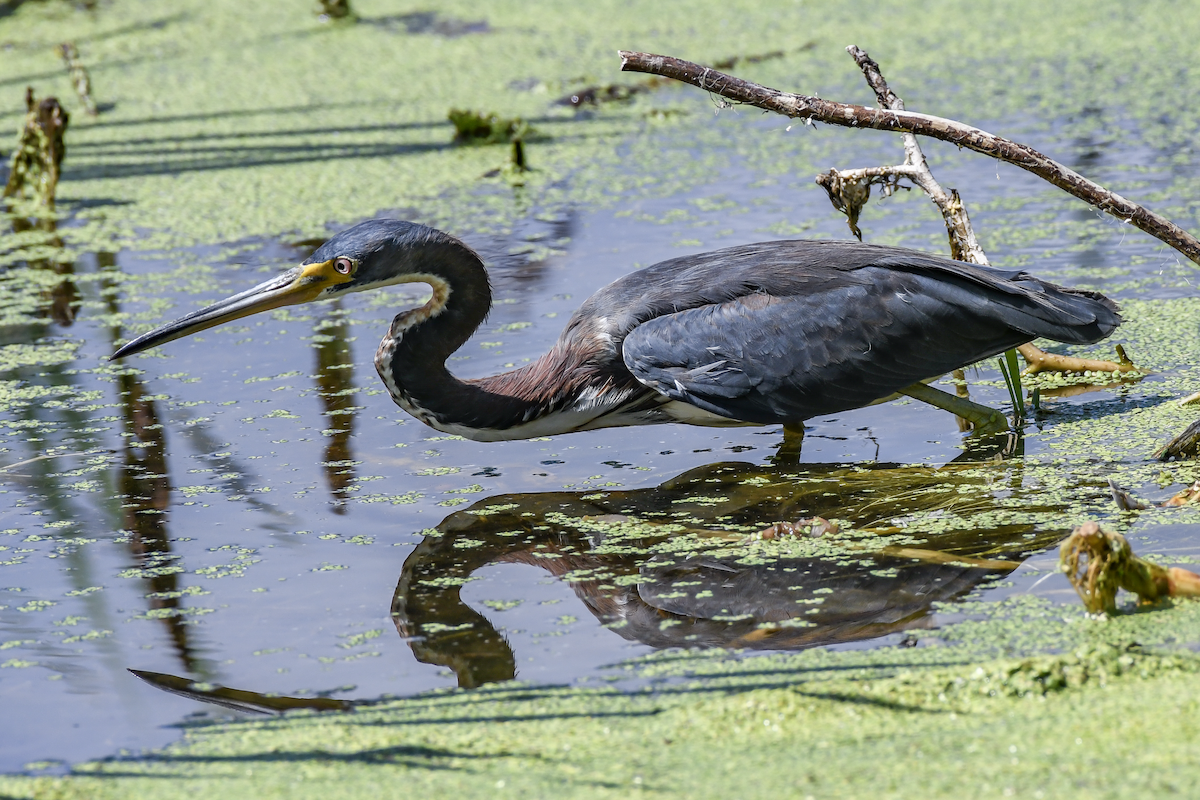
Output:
[1007, 277, 1122, 344]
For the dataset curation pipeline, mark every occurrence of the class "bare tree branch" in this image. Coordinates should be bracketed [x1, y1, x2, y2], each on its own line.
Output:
[618, 50, 1200, 266]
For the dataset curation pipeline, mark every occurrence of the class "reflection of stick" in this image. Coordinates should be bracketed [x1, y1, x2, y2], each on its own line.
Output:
[877, 546, 1018, 571]
[1059, 521, 1200, 615]
[129, 669, 350, 714]
[619, 50, 1200, 265]
[0, 448, 110, 474]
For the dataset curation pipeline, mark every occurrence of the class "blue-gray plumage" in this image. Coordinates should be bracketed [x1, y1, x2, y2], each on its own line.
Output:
[112, 219, 1121, 441]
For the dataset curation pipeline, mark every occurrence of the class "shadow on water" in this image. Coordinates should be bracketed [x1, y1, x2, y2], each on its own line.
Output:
[63, 141, 453, 182]
[59, 113, 571, 181]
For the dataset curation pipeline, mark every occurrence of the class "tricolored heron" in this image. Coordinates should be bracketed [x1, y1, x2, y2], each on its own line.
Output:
[112, 219, 1120, 441]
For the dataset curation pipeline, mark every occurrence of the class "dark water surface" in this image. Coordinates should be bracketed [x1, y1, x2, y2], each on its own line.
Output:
[2, 109, 1197, 771]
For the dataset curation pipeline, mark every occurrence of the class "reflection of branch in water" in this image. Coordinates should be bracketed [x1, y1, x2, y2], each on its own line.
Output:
[8, 215, 80, 327]
[1033, 378, 1142, 401]
[101, 257, 206, 674]
[117, 369, 206, 675]
[393, 460, 1067, 688]
[129, 669, 350, 714]
[167, 413, 293, 530]
[97, 253, 290, 529]
[312, 301, 357, 512]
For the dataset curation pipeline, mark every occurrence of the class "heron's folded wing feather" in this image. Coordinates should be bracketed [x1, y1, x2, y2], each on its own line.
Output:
[621, 268, 1058, 425]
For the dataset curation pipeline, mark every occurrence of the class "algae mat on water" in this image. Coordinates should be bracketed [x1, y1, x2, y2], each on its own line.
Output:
[2, 0, 1200, 250]
[6, 0, 1200, 797]
[5, 601, 1200, 799]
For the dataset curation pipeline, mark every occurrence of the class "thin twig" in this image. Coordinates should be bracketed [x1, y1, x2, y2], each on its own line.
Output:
[618, 50, 1200, 266]
[845, 46, 988, 265]
[56, 42, 98, 117]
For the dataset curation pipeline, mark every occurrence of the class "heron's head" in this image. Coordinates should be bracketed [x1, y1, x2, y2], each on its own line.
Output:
[111, 220, 474, 359]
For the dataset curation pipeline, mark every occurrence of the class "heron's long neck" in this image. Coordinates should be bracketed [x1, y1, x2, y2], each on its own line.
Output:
[373, 242, 597, 439]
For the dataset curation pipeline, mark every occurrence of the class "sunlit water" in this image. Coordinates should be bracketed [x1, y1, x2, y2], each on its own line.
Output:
[2, 107, 1198, 771]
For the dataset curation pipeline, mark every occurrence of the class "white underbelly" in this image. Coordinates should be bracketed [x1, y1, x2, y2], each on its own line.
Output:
[405, 397, 758, 442]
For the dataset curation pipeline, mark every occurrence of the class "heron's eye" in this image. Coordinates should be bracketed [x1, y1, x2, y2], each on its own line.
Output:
[334, 257, 354, 275]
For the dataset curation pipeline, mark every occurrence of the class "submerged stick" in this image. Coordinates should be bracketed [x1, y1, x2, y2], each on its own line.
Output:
[619, 50, 1200, 266]
[1019, 342, 1137, 376]
[1059, 521, 1200, 615]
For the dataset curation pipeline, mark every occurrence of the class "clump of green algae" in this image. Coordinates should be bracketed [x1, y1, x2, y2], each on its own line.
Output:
[3, 89, 68, 210]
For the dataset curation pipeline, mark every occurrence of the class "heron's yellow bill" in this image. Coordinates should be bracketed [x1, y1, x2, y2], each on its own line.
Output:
[110, 259, 353, 359]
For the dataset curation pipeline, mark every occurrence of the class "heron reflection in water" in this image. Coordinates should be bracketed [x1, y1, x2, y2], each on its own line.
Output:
[129, 458, 1065, 709]
[132, 457, 1066, 709]
[393, 458, 1065, 688]
[112, 219, 1119, 441]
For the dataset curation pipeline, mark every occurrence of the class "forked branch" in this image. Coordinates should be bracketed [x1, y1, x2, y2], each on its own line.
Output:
[618, 50, 1200, 266]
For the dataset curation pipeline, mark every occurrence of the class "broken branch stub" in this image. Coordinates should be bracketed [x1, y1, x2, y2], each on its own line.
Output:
[1155, 419, 1200, 462]
[56, 43, 97, 117]
[1059, 521, 1200, 615]
[3, 88, 69, 209]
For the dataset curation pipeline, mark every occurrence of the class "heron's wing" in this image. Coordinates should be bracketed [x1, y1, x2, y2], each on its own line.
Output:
[621, 267, 1049, 424]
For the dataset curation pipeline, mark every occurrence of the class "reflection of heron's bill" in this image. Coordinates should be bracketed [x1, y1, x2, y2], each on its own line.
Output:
[128, 668, 351, 714]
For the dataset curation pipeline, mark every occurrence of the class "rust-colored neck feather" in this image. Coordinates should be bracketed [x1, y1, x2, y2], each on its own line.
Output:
[373, 240, 633, 440]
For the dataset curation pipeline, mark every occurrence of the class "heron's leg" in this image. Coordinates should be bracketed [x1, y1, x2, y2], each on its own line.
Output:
[898, 382, 1008, 435]
[775, 424, 805, 464]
